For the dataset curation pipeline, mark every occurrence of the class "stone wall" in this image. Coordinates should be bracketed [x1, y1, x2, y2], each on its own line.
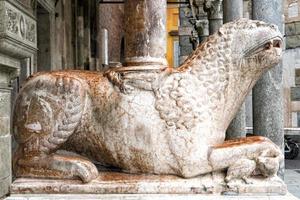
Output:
[285, 21, 300, 49]
[283, 48, 300, 127]
[282, 0, 300, 127]
[284, 0, 300, 23]
[285, 0, 300, 49]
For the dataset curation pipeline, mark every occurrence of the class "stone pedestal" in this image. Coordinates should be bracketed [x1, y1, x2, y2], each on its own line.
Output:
[10, 171, 287, 196]
[124, 0, 167, 67]
[5, 193, 299, 200]
[252, 0, 285, 178]
[0, 0, 37, 198]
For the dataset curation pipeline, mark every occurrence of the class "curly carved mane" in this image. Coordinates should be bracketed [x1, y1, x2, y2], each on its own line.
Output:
[154, 19, 275, 132]
[104, 19, 279, 132]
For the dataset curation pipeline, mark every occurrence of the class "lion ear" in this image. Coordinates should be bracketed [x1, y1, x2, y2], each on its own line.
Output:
[218, 27, 225, 36]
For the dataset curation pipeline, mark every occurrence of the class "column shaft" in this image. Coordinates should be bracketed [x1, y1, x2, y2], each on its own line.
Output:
[223, 0, 243, 23]
[124, 0, 167, 66]
[223, 0, 246, 139]
[252, 0, 284, 178]
[204, 0, 223, 34]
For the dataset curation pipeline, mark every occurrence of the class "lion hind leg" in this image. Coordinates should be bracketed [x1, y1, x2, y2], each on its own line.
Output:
[14, 75, 98, 182]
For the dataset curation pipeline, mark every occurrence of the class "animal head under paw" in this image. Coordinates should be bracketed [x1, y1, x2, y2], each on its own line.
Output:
[256, 156, 280, 178]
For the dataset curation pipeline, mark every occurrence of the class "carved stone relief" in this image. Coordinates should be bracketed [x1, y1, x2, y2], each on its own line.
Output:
[25, 19, 35, 43]
[12, 19, 284, 193]
[3, 2, 36, 45]
[5, 8, 18, 34]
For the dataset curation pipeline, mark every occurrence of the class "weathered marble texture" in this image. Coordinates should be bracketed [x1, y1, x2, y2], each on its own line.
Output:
[13, 19, 284, 185]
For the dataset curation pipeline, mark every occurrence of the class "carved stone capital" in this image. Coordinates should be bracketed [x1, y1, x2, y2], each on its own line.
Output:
[204, 0, 223, 19]
[194, 19, 209, 36]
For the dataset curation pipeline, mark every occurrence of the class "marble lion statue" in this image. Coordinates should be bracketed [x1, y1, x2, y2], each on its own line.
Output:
[13, 19, 283, 183]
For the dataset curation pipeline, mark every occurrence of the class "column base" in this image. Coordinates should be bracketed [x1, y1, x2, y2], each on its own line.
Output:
[124, 56, 168, 67]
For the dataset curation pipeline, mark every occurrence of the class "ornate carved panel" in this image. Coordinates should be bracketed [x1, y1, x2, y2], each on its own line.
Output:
[5, 8, 18, 34]
[3, 2, 36, 45]
[0, 0, 37, 57]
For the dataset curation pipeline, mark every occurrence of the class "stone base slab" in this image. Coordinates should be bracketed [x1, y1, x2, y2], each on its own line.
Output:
[10, 171, 287, 195]
[5, 193, 299, 200]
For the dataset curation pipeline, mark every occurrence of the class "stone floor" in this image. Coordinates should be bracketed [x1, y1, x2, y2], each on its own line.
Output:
[285, 153, 300, 199]
[285, 170, 300, 198]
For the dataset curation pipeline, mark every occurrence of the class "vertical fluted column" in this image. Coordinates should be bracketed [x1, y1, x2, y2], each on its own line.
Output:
[124, 0, 167, 67]
[223, 0, 246, 140]
[252, 0, 284, 178]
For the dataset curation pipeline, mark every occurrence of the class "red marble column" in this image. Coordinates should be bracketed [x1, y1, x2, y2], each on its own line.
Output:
[124, 0, 167, 67]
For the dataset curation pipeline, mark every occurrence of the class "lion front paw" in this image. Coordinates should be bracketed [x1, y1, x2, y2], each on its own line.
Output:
[72, 157, 99, 183]
[15, 152, 99, 183]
